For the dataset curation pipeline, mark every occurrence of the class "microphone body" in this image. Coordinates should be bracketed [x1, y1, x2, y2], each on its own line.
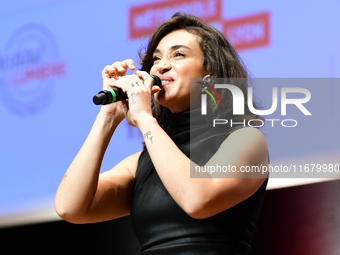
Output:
[93, 75, 162, 105]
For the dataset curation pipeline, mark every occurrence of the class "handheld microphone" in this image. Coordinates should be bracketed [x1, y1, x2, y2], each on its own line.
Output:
[93, 74, 162, 105]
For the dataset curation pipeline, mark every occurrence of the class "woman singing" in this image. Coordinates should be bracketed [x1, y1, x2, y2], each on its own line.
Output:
[55, 13, 269, 255]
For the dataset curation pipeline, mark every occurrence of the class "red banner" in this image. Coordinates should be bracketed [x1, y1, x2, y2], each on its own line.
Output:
[129, 0, 222, 39]
[223, 12, 270, 51]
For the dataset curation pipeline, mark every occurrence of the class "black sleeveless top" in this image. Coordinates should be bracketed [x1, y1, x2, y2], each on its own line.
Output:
[130, 109, 267, 255]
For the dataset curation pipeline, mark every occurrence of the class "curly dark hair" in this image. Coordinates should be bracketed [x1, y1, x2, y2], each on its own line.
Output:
[139, 12, 262, 127]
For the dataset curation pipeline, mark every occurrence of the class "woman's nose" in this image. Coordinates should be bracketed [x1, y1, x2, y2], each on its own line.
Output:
[156, 59, 172, 74]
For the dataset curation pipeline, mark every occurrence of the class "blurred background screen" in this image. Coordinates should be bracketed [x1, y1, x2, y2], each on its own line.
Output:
[1, 0, 339, 227]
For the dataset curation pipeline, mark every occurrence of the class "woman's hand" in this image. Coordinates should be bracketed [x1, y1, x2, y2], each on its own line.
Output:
[113, 71, 161, 127]
[99, 59, 137, 121]
[102, 59, 136, 83]
[100, 60, 161, 127]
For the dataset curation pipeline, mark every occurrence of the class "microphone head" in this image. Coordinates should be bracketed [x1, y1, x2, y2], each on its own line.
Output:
[150, 74, 162, 88]
[93, 92, 107, 105]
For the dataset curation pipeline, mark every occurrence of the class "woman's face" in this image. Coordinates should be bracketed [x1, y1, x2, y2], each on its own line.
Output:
[150, 29, 207, 113]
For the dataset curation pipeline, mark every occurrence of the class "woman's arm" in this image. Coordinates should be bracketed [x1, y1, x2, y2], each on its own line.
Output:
[138, 116, 268, 219]
[55, 60, 141, 224]
[54, 110, 140, 224]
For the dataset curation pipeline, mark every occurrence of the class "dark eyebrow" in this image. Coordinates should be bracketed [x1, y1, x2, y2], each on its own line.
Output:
[153, 45, 191, 53]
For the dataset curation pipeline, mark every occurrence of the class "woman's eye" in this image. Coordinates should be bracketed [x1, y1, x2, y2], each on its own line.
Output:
[153, 56, 161, 62]
[174, 52, 185, 57]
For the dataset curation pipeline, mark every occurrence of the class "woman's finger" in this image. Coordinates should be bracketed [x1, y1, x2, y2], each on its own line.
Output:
[102, 65, 115, 78]
[134, 71, 160, 92]
[121, 59, 136, 70]
[112, 59, 136, 75]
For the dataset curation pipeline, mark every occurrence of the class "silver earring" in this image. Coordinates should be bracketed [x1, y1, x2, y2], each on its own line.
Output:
[202, 75, 211, 85]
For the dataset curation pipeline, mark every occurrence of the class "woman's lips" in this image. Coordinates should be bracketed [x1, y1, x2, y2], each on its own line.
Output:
[161, 81, 173, 86]
[159, 76, 174, 86]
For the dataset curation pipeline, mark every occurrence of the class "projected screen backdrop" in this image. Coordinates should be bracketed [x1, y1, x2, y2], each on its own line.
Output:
[1, 0, 340, 226]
